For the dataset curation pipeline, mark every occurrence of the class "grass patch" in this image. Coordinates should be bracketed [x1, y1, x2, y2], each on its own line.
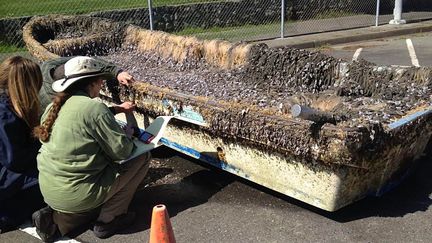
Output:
[0, 0, 218, 18]
[0, 42, 30, 63]
[0, 42, 26, 53]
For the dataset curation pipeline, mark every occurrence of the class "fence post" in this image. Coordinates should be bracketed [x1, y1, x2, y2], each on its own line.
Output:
[280, 0, 285, 38]
[389, 0, 406, 24]
[148, 0, 154, 30]
[375, 0, 380, 26]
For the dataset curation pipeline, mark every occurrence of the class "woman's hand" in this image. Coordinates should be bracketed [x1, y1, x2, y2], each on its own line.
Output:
[122, 125, 135, 138]
[117, 71, 135, 85]
[115, 101, 136, 114]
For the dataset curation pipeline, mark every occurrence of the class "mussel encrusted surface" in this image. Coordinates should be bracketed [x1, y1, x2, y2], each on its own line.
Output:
[99, 43, 432, 168]
[102, 44, 431, 127]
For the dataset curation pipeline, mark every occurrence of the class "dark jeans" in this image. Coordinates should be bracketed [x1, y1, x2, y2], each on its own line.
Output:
[0, 185, 45, 231]
[53, 207, 101, 236]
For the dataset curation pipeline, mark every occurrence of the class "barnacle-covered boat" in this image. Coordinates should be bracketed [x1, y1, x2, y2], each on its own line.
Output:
[23, 15, 432, 211]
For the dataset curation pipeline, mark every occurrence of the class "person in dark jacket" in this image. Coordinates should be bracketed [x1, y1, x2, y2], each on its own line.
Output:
[0, 56, 45, 233]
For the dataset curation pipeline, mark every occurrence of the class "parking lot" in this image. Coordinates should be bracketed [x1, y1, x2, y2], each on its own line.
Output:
[3, 32, 432, 243]
[321, 32, 432, 67]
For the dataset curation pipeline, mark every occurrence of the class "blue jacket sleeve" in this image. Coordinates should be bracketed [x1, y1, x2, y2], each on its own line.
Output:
[0, 108, 40, 173]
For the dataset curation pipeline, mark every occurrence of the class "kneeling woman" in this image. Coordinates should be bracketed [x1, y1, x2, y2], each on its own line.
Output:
[0, 56, 45, 232]
[34, 56, 150, 240]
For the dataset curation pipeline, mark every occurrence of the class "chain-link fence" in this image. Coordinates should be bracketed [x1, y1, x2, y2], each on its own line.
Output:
[281, 0, 389, 38]
[1, 0, 432, 56]
[280, 0, 432, 38]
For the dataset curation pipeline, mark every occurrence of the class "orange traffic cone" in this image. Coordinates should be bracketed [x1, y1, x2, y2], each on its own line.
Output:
[149, 204, 176, 243]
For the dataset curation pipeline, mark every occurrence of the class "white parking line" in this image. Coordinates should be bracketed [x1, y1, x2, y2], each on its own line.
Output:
[19, 222, 81, 243]
[352, 48, 363, 61]
[406, 39, 420, 67]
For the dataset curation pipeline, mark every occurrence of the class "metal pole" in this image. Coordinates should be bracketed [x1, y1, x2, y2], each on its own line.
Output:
[375, 0, 380, 27]
[389, 0, 406, 24]
[148, 0, 154, 30]
[280, 0, 285, 38]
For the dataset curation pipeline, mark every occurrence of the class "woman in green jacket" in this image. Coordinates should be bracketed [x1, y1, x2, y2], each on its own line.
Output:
[33, 56, 151, 241]
[39, 56, 135, 114]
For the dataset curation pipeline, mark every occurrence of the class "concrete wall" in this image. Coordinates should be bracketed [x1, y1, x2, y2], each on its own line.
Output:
[90, 0, 282, 32]
[90, 0, 382, 32]
[0, 16, 31, 47]
[405, 0, 432, 11]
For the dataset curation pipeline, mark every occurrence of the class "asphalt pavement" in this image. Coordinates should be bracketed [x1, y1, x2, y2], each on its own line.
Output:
[3, 148, 432, 243]
[258, 19, 432, 49]
[320, 32, 432, 67]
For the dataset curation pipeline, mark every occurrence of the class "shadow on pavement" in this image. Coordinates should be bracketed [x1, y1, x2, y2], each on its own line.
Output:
[121, 168, 235, 234]
[151, 145, 180, 159]
[219, 155, 432, 222]
[66, 166, 175, 239]
[97, 144, 431, 237]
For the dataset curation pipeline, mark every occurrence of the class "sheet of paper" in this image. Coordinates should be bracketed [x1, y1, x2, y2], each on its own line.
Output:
[118, 139, 156, 164]
[118, 116, 172, 164]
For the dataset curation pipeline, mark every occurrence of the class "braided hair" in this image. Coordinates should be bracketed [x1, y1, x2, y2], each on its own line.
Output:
[34, 76, 100, 142]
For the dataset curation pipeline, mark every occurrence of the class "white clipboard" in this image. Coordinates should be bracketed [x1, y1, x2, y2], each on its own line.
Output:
[118, 116, 172, 164]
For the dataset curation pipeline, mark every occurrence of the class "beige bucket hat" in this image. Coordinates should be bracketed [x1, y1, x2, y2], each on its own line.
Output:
[52, 56, 111, 93]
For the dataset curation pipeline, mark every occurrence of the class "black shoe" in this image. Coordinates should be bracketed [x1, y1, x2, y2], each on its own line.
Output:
[32, 206, 58, 242]
[93, 212, 136, 239]
[0, 215, 19, 234]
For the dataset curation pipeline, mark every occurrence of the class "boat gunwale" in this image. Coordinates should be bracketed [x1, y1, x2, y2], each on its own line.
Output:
[22, 14, 432, 167]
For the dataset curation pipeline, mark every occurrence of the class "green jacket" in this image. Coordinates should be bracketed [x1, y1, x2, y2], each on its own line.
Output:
[37, 91, 134, 213]
[39, 56, 121, 112]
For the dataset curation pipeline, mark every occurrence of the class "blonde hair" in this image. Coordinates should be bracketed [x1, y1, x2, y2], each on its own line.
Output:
[0, 56, 42, 129]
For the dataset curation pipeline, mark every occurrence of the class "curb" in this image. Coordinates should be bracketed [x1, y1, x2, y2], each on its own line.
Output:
[260, 21, 432, 49]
